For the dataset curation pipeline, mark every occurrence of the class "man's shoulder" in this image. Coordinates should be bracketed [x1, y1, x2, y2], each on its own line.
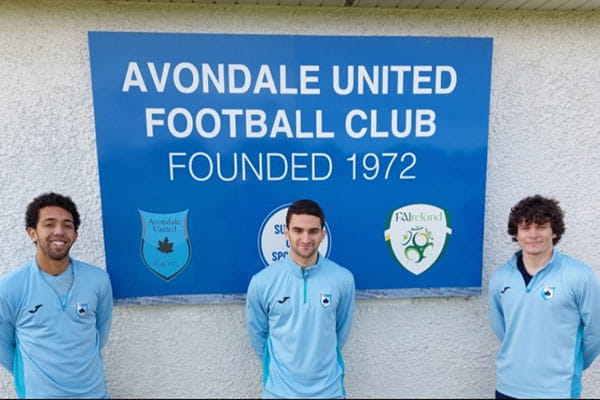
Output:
[489, 256, 517, 283]
[555, 251, 596, 277]
[71, 259, 111, 285]
[321, 257, 354, 280]
[557, 251, 589, 267]
[0, 261, 34, 288]
[0, 262, 35, 307]
[72, 259, 107, 274]
[250, 260, 286, 282]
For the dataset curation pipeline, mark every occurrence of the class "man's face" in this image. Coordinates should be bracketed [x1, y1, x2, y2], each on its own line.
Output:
[285, 213, 326, 266]
[516, 219, 556, 258]
[27, 206, 78, 262]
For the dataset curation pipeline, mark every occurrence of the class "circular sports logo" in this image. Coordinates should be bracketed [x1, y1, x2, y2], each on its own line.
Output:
[258, 203, 331, 266]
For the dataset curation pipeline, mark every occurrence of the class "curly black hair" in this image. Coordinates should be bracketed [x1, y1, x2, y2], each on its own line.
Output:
[286, 199, 325, 228]
[507, 195, 564, 245]
[25, 192, 81, 231]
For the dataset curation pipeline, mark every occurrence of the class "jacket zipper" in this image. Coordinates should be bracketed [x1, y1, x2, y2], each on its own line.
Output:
[302, 268, 308, 304]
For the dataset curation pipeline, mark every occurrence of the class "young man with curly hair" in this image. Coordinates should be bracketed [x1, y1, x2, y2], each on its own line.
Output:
[0, 192, 113, 398]
[489, 195, 600, 399]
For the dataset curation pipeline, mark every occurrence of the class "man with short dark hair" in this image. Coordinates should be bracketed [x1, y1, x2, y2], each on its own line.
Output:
[246, 199, 355, 398]
[489, 194, 600, 399]
[0, 192, 113, 398]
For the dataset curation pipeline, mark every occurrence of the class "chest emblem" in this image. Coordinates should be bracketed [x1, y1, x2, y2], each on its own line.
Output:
[541, 285, 555, 300]
[320, 293, 332, 308]
[76, 302, 88, 317]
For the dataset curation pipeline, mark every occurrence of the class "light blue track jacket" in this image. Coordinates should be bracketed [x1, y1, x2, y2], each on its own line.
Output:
[489, 249, 600, 399]
[246, 255, 355, 398]
[0, 258, 113, 398]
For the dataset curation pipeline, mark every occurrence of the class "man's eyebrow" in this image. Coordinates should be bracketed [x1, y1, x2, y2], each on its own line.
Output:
[518, 220, 550, 226]
[40, 217, 74, 223]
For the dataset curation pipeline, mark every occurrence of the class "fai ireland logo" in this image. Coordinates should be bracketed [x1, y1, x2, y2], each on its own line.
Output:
[384, 204, 452, 275]
[139, 210, 192, 282]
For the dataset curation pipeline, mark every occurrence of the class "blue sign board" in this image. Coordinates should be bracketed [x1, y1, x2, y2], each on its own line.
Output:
[88, 32, 493, 302]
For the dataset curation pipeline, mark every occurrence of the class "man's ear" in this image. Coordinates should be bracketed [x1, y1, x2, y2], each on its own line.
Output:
[26, 227, 38, 244]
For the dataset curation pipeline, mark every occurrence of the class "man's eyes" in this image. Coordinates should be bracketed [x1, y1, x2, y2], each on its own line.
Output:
[292, 229, 320, 234]
[42, 222, 74, 229]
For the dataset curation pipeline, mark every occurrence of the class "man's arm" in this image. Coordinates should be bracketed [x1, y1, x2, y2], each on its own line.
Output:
[336, 273, 355, 349]
[578, 269, 600, 369]
[0, 295, 16, 373]
[96, 275, 114, 350]
[488, 274, 505, 341]
[246, 276, 269, 358]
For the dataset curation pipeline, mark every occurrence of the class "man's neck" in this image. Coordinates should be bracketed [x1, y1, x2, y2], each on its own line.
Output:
[36, 254, 70, 276]
[522, 249, 553, 276]
[291, 254, 318, 269]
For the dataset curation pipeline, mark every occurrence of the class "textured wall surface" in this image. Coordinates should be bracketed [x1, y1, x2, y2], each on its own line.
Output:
[1, 0, 599, 398]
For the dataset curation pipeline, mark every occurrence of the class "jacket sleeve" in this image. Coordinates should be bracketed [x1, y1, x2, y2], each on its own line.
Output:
[577, 269, 600, 369]
[488, 274, 505, 341]
[96, 274, 114, 350]
[246, 275, 268, 358]
[0, 294, 15, 373]
[336, 272, 355, 349]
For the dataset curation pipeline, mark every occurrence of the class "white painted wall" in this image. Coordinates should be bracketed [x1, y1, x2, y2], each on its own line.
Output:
[1, 0, 599, 397]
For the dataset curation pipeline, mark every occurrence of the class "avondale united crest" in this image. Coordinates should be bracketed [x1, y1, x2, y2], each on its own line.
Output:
[384, 204, 452, 275]
[139, 209, 192, 281]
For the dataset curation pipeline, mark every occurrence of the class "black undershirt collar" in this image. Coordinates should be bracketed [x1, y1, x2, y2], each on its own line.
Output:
[516, 253, 533, 286]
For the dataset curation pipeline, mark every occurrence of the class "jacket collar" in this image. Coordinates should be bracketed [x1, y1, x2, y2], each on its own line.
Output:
[31, 256, 76, 277]
[284, 254, 323, 277]
[510, 247, 561, 275]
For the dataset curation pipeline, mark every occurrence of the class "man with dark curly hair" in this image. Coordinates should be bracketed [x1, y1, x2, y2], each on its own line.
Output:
[0, 192, 113, 398]
[489, 195, 600, 399]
